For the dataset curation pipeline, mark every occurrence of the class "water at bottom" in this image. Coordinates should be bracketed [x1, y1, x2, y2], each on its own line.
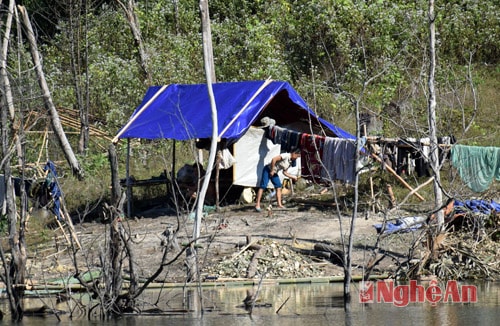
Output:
[4, 280, 500, 326]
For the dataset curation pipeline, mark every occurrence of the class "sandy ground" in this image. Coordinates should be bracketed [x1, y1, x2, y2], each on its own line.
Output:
[27, 198, 420, 285]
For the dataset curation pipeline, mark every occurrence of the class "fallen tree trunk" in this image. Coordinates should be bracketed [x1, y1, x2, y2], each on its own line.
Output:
[291, 243, 344, 265]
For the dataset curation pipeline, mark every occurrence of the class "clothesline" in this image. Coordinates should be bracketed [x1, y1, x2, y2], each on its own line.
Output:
[266, 125, 360, 184]
[266, 123, 499, 194]
[365, 136, 453, 148]
[369, 137, 499, 193]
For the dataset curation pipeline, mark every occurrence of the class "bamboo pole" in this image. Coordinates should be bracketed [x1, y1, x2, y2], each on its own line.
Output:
[394, 176, 435, 209]
[59, 207, 81, 250]
[36, 128, 48, 168]
[112, 85, 169, 142]
[370, 153, 425, 201]
[218, 78, 273, 139]
[58, 114, 112, 140]
[365, 136, 452, 148]
[54, 216, 71, 247]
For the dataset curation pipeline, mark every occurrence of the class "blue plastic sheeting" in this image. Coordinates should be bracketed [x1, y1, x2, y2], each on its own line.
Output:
[115, 80, 355, 142]
[373, 216, 427, 235]
[454, 199, 500, 215]
[44, 160, 62, 221]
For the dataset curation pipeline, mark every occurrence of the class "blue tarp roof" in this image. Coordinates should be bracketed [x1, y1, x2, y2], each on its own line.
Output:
[114, 80, 355, 142]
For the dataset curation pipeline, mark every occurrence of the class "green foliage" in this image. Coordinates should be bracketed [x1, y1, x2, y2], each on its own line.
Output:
[212, 16, 291, 81]
[80, 153, 108, 175]
[437, 1, 500, 64]
[0, 215, 7, 235]
[36, 0, 500, 124]
[10, 0, 499, 214]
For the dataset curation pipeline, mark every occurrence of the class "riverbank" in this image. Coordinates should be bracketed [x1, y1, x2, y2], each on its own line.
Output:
[20, 194, 498, 290]
[21, 201, 397, 283]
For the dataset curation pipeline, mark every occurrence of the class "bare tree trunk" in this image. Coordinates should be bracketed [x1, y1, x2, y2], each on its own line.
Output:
[1, 75, 25, 324]
[83, 0, 91, 154]
[462, 52, 478, 136]
[338, 38, 390, 311]
[0, 2, 28, 321]
[68, 0, 89, 154]
[193, 0, 218, 242]
[199, 0, 216, 82]
[186, 0, 218, 283]
[115, 0, 152, 85]
[1, 0, 23, 168]
[18, 5, 84, 179]
[109, 144, 122, 206]
[107, 217, 123, 311]
[427, 0, 444, 230]
[343, 100, 362, 312]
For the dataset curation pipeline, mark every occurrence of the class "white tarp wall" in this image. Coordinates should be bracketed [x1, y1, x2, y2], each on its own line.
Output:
[233, 127, 280, 187]
[233, 127, 301, 187]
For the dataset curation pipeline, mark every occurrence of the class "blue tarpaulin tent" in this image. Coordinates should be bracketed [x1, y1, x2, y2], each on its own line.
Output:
[113, 80, 354, 143]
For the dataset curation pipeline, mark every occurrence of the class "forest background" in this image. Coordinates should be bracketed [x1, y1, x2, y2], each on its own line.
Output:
[4, 0, 500, 214]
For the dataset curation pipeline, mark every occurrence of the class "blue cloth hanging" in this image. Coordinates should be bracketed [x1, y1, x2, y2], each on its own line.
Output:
[44, 160, 62, 221]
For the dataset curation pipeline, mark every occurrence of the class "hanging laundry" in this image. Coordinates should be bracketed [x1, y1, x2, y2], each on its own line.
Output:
[300, 133, 325, 182]
[44, 160, 62, 221]
[321, 137, 356, 183]
[413, 139, 431, 178]
[396, 144, 412, 175]
[218, 148, 236, 169]
[266, 124, 357, 184]
[451, 144, 500, 192]
[395, 139, 431, 177]
[267, 125, 301, 152]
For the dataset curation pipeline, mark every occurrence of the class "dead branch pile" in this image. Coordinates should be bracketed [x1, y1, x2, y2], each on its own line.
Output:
[399, 221, 500, 281]
[424, 232, 500, 280]
[202, 239, 328, 279]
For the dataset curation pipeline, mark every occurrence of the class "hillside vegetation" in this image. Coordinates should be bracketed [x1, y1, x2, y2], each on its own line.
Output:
[5, 0, 499, 212]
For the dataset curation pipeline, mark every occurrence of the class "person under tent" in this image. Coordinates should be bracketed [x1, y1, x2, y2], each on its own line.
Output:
[254, 148, 301, 212]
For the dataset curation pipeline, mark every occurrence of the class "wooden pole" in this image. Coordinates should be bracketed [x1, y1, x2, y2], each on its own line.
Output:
[126, 138, 131, 217]
[363, 125, 375, 211]
[395, 176, 434, 209]
[370, 153, 425, 201]
[172, 140, 176, 180]
[215, 150, 221, 211]
[55, 216, 71, 247]
[369, 176, 375, 212]
[387, 184, 396, 208]
[59, 207, 81, 249]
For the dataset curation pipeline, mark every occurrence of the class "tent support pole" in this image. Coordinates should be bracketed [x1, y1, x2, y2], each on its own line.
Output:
[172, 140, 176, 180]
[215, 150, 220, 211]
[126, 138, 131, 217]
